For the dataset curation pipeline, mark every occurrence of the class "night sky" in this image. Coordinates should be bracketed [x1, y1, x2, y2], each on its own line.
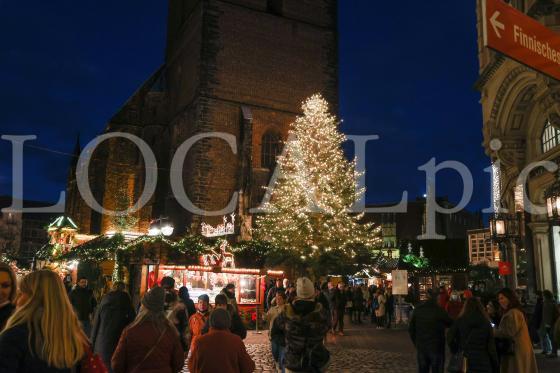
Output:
[0, 1, 490, 212]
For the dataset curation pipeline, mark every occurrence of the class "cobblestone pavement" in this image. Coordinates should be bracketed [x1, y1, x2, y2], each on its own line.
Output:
[183, 342, 416, 373]
[181, 316, 559, 372]
[182, 316, 417, 372]
[182, 325, 417, 373]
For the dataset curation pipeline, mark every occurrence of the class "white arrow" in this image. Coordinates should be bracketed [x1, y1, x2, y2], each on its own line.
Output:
[490, 11, 505, 38]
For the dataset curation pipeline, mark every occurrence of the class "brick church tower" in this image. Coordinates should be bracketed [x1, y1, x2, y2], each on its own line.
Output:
[66, 0, 338, 237]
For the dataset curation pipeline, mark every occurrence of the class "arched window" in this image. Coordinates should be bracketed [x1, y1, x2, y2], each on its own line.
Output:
[542, 120, 560, 153]
[261, 131, 282, 169]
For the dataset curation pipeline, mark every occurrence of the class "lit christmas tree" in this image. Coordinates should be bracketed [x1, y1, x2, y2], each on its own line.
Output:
[255, 94, 381, 261]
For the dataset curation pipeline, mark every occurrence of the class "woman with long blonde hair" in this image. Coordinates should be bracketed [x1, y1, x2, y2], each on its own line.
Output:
[0, 269, 89, 372]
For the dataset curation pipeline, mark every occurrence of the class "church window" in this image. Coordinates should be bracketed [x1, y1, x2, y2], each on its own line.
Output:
[261, 131, 282, 169]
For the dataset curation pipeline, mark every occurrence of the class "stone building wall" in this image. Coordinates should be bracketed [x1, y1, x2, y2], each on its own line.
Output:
[475, 0, 560, 295]
[66, 0, 338, 237]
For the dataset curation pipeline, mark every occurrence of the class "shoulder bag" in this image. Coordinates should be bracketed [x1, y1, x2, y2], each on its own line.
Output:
[130, 328, 168, 373]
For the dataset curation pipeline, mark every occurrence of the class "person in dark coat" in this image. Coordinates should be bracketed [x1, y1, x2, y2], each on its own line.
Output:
[316, 284, 331, 328]
[326, 283, 337, 334]
[345, 286, 354, 318]
[541, 290, 559, 357]
[333, 283, 347, 335]
[266, 279, 285, 310]
[352, 286, 364, 323]
[0, 263, 16, 330]
[201, 294, 247, 339]
[385, 288, 395, 328]
[408, 289, 453, 373]
[220, 283, 239, 314]
[272, 277, 330, 372]
[531, 291, 543, 346]
[447, 297, 499, 373]
[91, 281, 135, 372]
[178, 286, 196, 318]
[68, 276, 97, 336]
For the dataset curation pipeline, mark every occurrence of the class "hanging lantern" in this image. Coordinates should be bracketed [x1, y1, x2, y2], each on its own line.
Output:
[489, 212, 520, 241]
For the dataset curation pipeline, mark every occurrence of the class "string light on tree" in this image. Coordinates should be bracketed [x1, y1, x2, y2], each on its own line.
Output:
[255, 94, 382, 261]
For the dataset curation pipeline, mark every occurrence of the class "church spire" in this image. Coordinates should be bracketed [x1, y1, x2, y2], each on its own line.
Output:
[71, 133, 81, 169]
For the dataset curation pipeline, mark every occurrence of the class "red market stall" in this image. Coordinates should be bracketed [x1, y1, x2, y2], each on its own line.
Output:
[144, 264, 284, 311]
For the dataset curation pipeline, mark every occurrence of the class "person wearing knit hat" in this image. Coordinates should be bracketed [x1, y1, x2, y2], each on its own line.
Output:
[141, 286, 165, 312]
[296, 277, 315, 300]
[271, 277, 330, 372]
[112, 286, 184, 372]
[220, 283, 239, 314]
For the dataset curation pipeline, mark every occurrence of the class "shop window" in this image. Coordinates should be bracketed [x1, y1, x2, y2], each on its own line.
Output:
[542, 120, 560, 153]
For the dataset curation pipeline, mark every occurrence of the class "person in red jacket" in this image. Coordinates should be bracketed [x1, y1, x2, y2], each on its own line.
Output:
[112, 286, 184, 373]
[437, 286, 449, 310]
[189, 294, 210, 348]
[188, 308, 255, 373]
[445, 291, 463, 320]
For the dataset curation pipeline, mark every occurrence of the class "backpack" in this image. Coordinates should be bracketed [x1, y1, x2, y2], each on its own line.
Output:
[284, 305, 330, 372]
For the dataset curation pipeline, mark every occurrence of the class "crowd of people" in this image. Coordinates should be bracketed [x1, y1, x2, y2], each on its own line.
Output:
[0, 263, 252, 372]
[264, 280, 396, 336]
[0, 263, 336, 373]
[408, 285, 560, 373]
[2, 261, 560, 373]
[262, 279, 399, 372]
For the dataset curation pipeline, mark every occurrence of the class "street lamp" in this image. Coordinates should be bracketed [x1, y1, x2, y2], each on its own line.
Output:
[545, 170, 560, 223]
[489, 210, 520, 287]
[489, 212, 520, 241]
[148, 217, 174, 236]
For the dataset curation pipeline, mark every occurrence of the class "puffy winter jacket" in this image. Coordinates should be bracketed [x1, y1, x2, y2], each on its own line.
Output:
[272, 300, 330, 372]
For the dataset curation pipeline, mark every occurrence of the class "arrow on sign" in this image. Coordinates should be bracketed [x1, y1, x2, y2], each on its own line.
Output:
[490, 11, 505, 38]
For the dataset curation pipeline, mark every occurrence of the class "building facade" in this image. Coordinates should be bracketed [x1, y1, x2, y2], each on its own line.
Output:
[66, 0, 338, 238]
[363, 197, 482, 243]
[0, 197, 56, 264]
[467, 228, 500, 267]
[476, 0, 560, 295]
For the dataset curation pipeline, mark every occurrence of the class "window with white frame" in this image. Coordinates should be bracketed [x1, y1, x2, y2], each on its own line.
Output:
[542, 120, 560, 153]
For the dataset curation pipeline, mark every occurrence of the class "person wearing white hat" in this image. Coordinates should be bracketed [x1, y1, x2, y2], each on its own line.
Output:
[272, 277, 330, 373]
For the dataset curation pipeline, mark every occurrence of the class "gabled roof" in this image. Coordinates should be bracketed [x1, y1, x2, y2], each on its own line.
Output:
[47, 215, 78, 230]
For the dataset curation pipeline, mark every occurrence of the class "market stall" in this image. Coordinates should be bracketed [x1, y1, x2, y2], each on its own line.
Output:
[147, 264, 283, 308]
[141, 236, 284, 311]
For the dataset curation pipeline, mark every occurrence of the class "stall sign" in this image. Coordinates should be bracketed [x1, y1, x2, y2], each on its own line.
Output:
[392, 270, 408, 295]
